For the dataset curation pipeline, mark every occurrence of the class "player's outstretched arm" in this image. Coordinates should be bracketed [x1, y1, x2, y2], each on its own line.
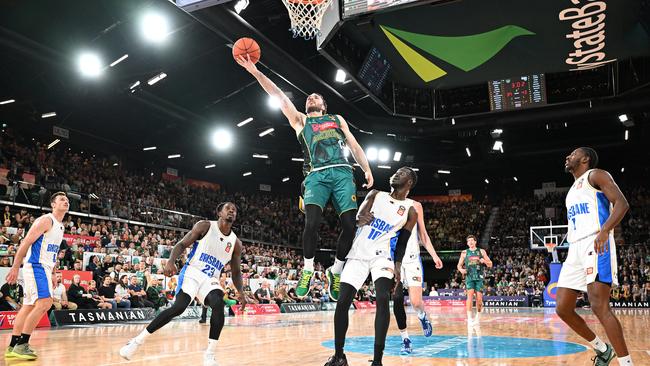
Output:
[589, 169, 630, 254]
[337, 115, 373, 188]
[236, 55, 305, 132]
[413, 201, 443, 269]
[164, 220, 210, 277]
[479, 249, 493, 268]
[5, 215, 52, 284]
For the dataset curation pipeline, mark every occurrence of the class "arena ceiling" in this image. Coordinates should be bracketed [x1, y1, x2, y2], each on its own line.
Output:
[0, 0, 648, 195]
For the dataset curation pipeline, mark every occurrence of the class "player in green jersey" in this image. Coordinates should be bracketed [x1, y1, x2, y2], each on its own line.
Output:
[457, 235, 492, 326]
[237, 55, 373, 302]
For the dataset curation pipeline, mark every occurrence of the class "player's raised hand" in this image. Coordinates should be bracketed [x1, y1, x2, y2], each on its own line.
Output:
[363, 170, 374, 189]
[594, 231, 609, 255]
[392, 268, 401, 295]
[459, 268, 467, 276]
[163, 261, 178, 277]
[236, 54, 258, 74]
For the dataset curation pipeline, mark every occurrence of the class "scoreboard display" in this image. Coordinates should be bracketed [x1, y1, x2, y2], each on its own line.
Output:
[488, 74, 546, 111]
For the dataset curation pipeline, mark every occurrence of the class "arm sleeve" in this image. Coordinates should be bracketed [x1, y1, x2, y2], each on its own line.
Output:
[393, 228, 412, 263]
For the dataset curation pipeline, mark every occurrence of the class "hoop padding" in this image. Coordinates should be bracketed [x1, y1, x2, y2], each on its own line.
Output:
[281, 0, 332, 40]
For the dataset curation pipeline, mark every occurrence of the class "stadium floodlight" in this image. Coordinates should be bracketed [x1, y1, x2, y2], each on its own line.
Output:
[42, 112, 57, 119]
[78, 52, 103, 77]
[0, 99, 15, 105]
[393, 152, 402, 161]
[259, 128, 274, 137]
[234, 0, 249, 14]
[268, 95, 281, 110]
[143, 146, 156, 151]
[378, 148, 390, 162]
[437, 170, 451, 174]
[110, 54, 128, 67]
[168, 154, 181, 159]
[237, 117, 253, 127]
[465, 147, 471, 157]
[205, 164, 216, 169]
[366, 147, 378, 161]
[282, 177, 290, 182]
[212, 129, 233, 150]
[147, 72, 167, 85]
[618, 114, 628, 122]
[141, 13, 170, 43]
[492, 140, 503, 151]
[335, 69, 346, 83]
[242, 171, 252, 176]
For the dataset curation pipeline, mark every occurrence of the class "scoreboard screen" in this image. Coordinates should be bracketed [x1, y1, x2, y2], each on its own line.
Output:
[488, 74, 546, 111]
[343, 0, 421, 18]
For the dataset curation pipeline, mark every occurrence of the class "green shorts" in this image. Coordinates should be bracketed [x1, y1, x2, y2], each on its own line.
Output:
[303, 166, 357, 215]
[466, 279, 484, 292]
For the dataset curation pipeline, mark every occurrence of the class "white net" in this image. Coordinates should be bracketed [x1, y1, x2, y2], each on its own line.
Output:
[281, 0, 333, 40]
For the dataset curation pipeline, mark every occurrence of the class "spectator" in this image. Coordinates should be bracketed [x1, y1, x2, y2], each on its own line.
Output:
[273, 284, 294, 305]
[128, 276, 154, 308]
[87, 280, 113, 309]
[114, 275, 132, 308]
[52, 273, 78, 310]
[0, 257, 11, 267]
[254, 281, 272, 304]
[0, 282, 23, 310]
[145, 276, 168, 310]
[67, 274, 96, 309]
[428, 286, 439, 297]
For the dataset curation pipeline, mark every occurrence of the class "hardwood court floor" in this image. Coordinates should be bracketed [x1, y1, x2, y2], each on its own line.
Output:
[2, 307, 649, 366]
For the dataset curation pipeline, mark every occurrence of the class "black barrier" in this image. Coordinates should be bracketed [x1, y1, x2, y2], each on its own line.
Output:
[280, 303, 321, 313]
[52, 308, 156, 325]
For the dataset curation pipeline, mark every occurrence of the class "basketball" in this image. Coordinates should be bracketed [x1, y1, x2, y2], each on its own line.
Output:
[233, 37, 261, 64]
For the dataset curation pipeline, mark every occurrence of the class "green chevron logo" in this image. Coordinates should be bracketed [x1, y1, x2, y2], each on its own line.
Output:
[380, 25, 535, 82]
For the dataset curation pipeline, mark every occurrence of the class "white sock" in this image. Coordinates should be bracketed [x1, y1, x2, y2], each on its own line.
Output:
[617, 355, 633, 365]
[135, 329, 151, 344]
[417, 309, 427, 320]
[331, 259, 345, 274]
[589, 336, 607, 353]
[400, 329, 409, 341]
[207, 339, 218, 353]
[475, 311, 481, 322]
[467, 311, 473, 321]
[304, 257, 314, 272]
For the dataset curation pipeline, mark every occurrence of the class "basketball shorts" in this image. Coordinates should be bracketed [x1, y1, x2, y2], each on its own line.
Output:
[340, 257, 394, 291]
[557, 232, 618, 292]
[465, 279, 484, 292]
[303, 166, 357, 214]
[175, 266, 223, 305]
[400, 257, 424, 288]
[22, 263, 53, 305]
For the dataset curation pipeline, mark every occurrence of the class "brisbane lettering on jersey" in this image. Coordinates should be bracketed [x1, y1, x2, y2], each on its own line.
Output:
[198, 252, 225, 277]
[366, 217, 395, 241]
[46, 243, 60, 253]
[567, 202, 591, 229]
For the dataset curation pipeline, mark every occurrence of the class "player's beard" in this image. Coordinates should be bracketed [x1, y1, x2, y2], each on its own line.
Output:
[306, 105, 324, 114]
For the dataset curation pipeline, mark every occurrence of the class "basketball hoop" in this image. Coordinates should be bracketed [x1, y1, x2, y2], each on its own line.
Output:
[544, 242, 557, 253]
[281, 0, 332, 40]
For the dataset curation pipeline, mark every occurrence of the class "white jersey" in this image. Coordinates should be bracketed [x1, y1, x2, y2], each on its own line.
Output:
[184, 221, 237, 278]
[347, 191, 414, 261]
[24, 213, 64, 269]
[566, 169, 612, 243]
[403, 224, 421, 263]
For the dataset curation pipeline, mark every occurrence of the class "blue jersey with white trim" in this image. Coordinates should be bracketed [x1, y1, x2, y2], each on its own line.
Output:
[347, 191, 413, 260]
[24, 214, 64, 269]
[565, 169, 612, 243]
[185, 221, 237, 278]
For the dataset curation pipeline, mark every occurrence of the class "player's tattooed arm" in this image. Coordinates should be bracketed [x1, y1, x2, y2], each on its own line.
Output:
[356, 189, 379, 226]
[163, 220, 210, 277]
[479, 249, 493, 268]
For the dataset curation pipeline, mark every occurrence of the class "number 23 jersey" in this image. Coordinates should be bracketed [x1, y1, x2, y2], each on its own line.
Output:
[185, 221, 237, 278]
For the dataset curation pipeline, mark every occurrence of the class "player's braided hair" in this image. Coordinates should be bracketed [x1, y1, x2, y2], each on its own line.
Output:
[579, 147, 599, 169]
[217, 202, 238, 213]
[404, 167, 418, 189]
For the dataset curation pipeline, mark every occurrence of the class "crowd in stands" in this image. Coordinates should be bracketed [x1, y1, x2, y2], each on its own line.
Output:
[1, 130, 650, 312]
